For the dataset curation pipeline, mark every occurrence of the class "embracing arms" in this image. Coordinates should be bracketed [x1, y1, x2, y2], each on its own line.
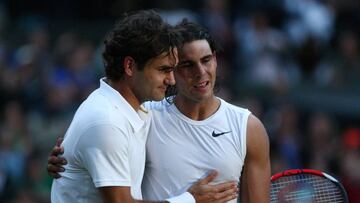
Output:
[98, 171, 237, 203]
[48, 137, 237, 203]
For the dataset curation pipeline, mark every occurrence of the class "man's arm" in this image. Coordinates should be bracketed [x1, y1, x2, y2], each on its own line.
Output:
[240, 114, 271, 203]
[47, 138, 238, 203]
[99, 172, 237, 203]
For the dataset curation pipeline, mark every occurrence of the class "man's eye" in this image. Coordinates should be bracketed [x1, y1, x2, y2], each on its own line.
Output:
[178, 62, 192, 68]
[160, 68, 174, 73]
[202, 57, 212, 63]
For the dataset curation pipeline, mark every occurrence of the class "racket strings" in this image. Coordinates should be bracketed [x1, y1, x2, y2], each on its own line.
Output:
[271, 174, 346, 203]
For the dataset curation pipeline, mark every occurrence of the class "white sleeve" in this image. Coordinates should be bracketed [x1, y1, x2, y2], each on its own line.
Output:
[75, 124, 131, 188]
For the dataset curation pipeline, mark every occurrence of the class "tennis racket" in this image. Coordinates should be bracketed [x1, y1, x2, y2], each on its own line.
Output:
[270, 169, 348, 203]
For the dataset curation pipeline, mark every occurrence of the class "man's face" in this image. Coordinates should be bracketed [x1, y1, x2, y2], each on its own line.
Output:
[175, 40, 217, 102]
[132, 49, 178, 102]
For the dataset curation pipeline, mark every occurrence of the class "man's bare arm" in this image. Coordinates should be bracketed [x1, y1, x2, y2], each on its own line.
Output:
[99, 173, 238, 203]
[47, 138, 238, 203]
[240, 114, 271, 203]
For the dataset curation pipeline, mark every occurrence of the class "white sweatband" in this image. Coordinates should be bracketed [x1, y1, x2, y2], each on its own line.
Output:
[165, 192, 195, 203]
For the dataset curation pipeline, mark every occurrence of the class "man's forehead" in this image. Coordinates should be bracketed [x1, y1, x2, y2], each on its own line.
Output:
[182, 39, 211, 50]
[179, 40, 212, 60]
[151, 50, 178, 66]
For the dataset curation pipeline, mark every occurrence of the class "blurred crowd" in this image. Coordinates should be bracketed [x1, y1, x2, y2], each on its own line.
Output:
[0, 0, 360, 202]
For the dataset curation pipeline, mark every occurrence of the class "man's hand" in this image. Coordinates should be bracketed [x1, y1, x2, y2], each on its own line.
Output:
[47, 137, 67, 178]
[188, 171, 238, 203]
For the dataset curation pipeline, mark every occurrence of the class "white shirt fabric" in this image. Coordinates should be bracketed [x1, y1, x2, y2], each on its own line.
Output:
[142, 98, 250, 203]
[51, 78, 150, 203]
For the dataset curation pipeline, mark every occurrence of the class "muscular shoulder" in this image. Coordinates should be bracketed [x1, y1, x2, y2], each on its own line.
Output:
[246, 114, 269, 155]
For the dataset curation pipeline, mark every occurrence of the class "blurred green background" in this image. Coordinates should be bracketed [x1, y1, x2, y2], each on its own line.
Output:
[0, 0, 359, 202]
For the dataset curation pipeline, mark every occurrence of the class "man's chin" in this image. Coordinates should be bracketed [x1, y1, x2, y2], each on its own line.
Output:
[151, 94, 165, 102]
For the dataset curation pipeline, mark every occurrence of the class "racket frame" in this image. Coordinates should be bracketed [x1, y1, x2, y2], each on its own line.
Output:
[271, 169, 349, 203]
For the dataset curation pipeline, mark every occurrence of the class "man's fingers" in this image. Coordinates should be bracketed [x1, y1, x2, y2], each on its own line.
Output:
[47, 163, 65, 173]
[47, 163, 65, 179]
[212, 184, 238, 202]
[189, 172, 237, 203]
[210, 181, 237, 193]
[55, 137, 64, 146]
[48, 155, 67, 166]
[47, 137, 66, 179]
[50, 146, 64, 156]
[198, 170, 218, 185]
[48, 172, 62, 179]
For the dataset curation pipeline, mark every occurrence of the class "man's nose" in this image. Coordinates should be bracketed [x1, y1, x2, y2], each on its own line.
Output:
[194, 63, 206, 77]
[165, 71, 176, 85]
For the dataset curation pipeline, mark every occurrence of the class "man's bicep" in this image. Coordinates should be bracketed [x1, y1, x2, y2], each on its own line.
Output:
[242, 114, 271, 203]
[77, 124, 132, 187]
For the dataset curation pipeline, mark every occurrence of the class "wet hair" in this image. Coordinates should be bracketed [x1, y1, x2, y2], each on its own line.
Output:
[103, 10, 181, 81]
[165, 19, 221, 102]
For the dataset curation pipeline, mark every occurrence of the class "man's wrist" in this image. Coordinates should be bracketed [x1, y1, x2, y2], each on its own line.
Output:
[165, 192, 195, 203]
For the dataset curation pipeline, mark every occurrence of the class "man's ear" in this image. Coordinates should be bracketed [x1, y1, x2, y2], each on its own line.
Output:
[123, 56, 136, 77]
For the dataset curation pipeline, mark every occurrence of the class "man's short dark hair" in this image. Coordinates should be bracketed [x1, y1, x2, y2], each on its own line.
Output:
[103, 10, 181, 81]
[174, 19, 221, 53]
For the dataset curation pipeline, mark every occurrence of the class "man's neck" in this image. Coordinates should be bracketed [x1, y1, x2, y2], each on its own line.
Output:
[107, 79, 142, 111]
[174, 96, 220, 121]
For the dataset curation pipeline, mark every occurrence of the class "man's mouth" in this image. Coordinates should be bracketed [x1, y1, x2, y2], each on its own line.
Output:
[194, 81, 209, 88]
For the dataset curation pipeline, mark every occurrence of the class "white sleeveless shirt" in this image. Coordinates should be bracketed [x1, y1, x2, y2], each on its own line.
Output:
[142, 98, 250, 202]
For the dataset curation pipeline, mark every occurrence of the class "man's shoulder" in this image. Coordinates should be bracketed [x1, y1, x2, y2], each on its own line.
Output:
[244, 113, 269, 154]
[74, 91, 128, 128]
[219, 98, 251, 116]
[77, 92, 110, 116]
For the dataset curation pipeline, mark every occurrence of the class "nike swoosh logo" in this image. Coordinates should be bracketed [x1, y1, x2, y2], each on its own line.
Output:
[212, 131, 232, 137]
